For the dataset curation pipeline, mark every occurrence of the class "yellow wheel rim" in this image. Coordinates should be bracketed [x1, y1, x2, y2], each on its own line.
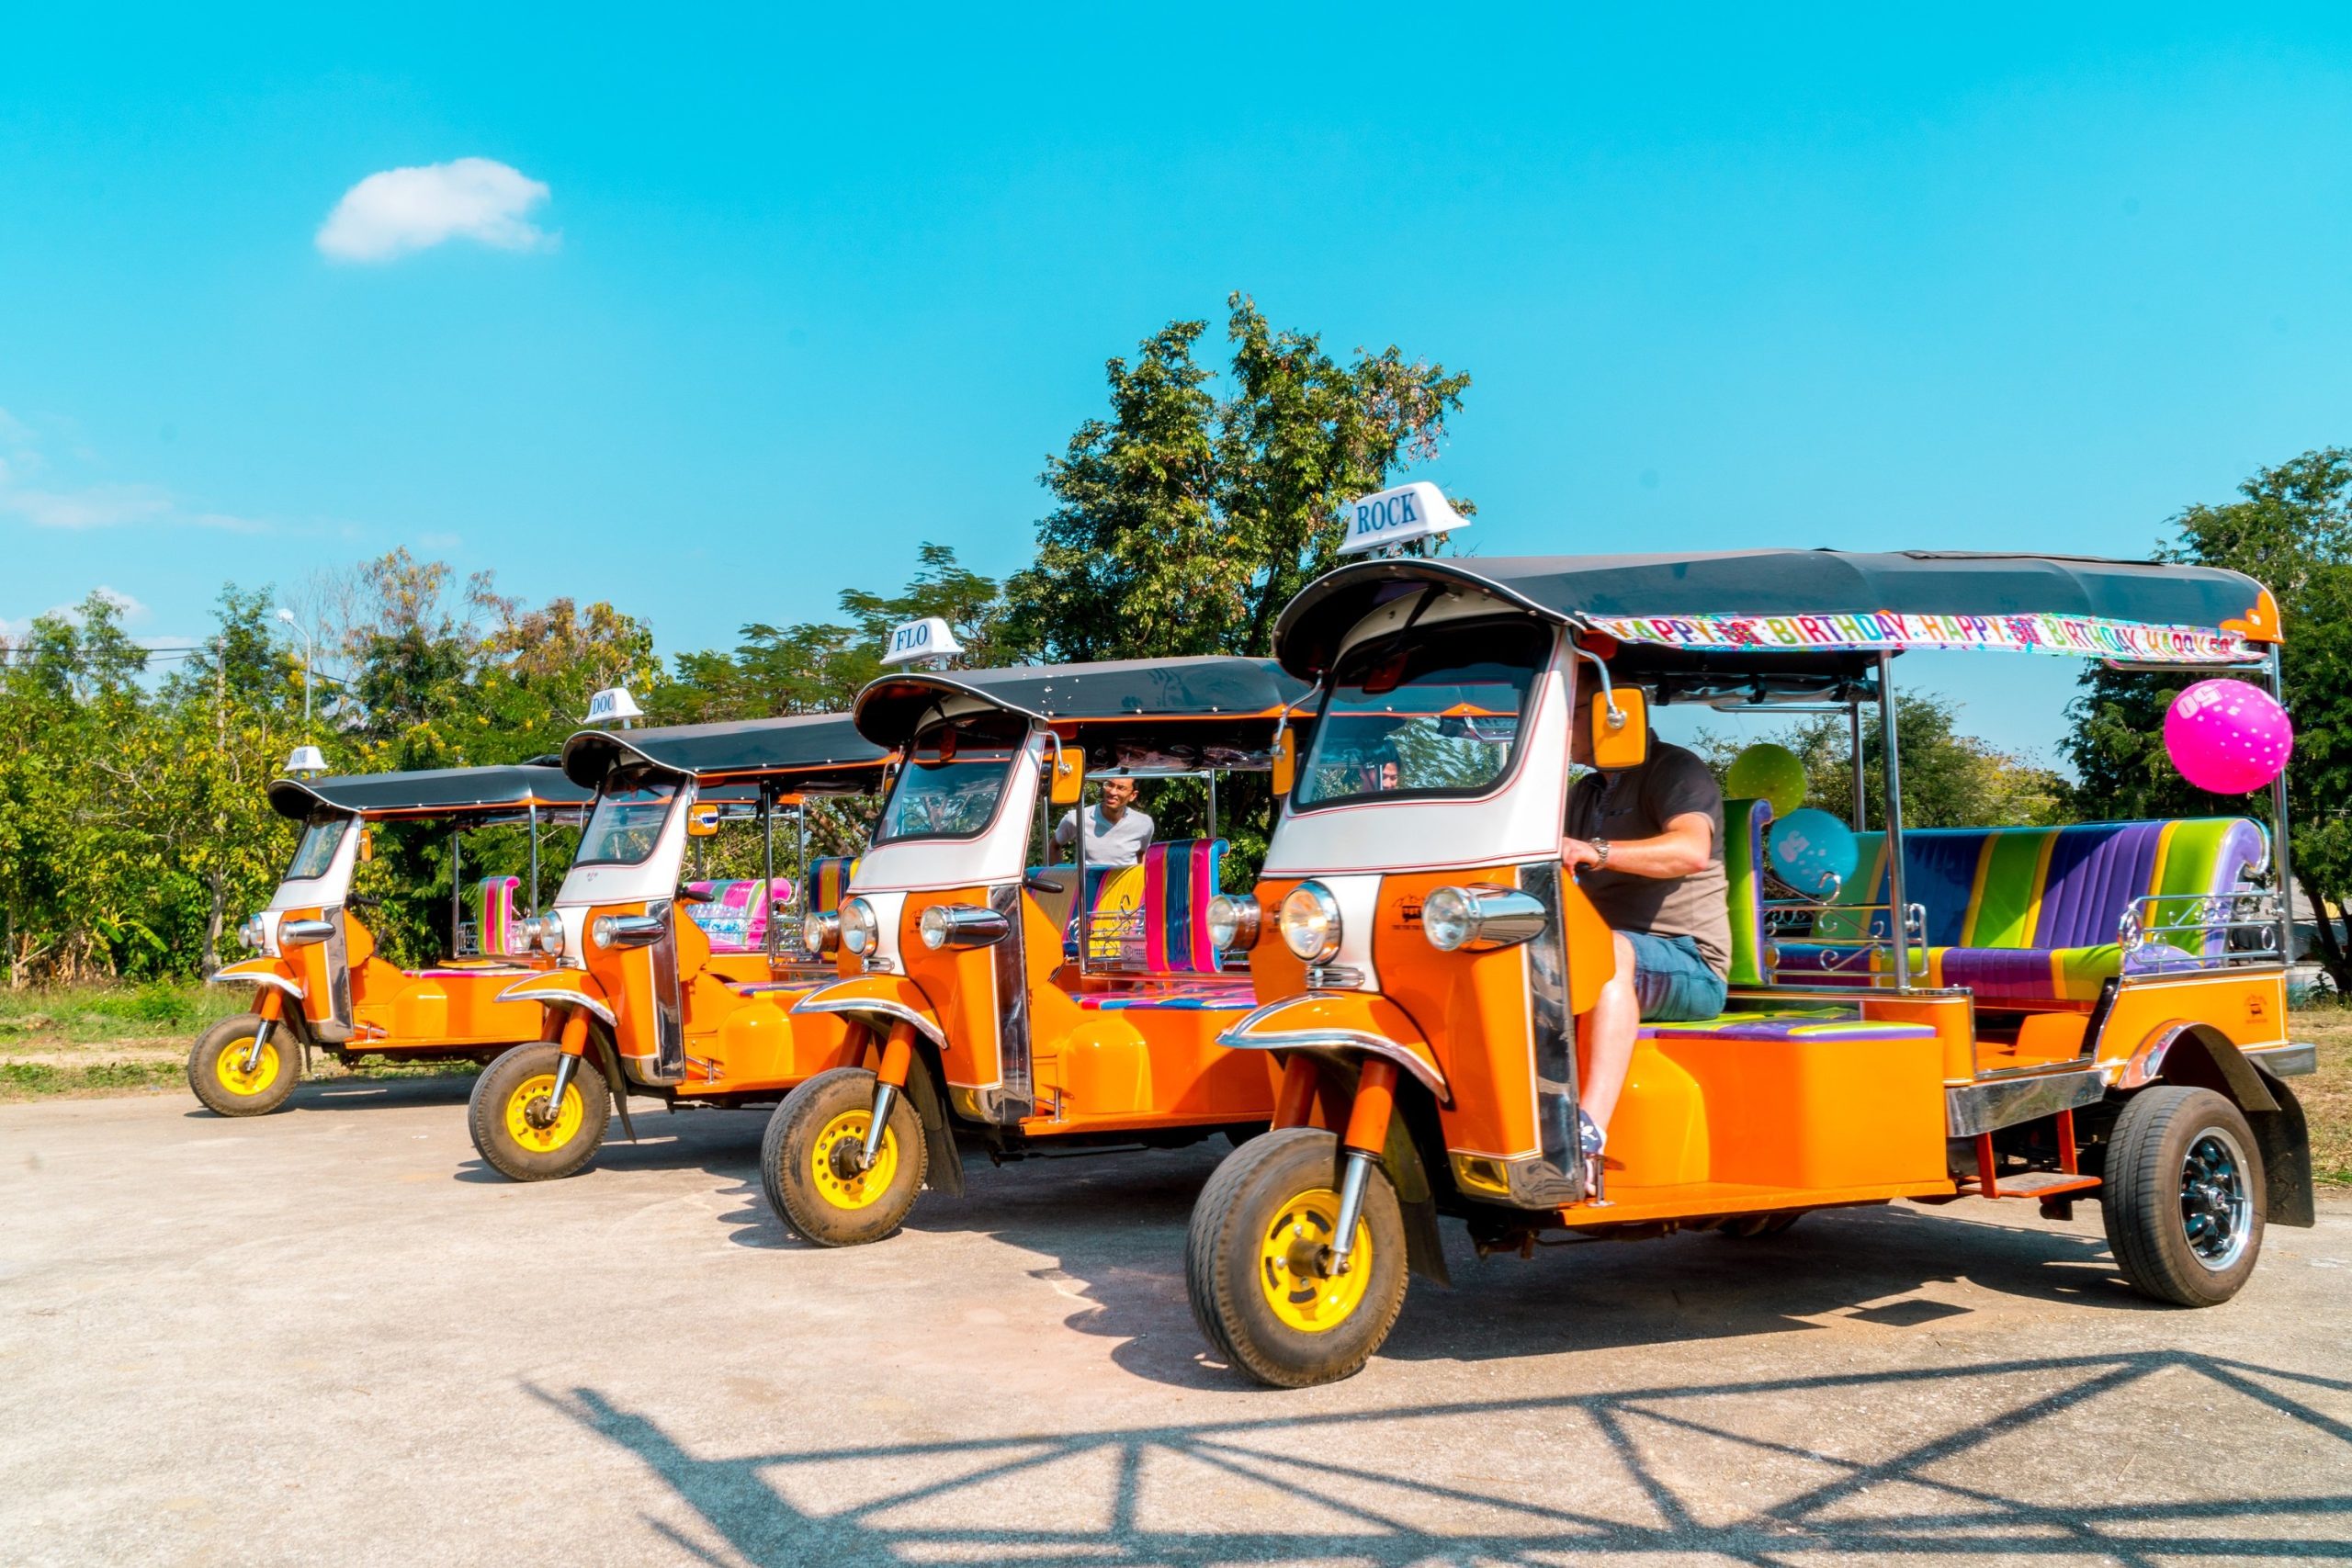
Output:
[1259, 1187, 1374, 1333]
[809, 1108, 899, 1212]
[213, 1036, 282, 1097]
[503, 1073, 585, 1153]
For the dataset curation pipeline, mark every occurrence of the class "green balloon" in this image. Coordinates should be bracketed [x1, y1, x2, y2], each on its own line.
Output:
[1727, 743, 1808, 818]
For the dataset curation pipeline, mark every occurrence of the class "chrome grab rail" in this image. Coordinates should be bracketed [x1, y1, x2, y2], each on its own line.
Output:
[2116, 889, 2282, 974]
[1761, 888, 1925, 983]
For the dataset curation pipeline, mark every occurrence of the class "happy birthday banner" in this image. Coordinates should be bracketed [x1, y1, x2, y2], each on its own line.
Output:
[1585, 610, 2259, 664]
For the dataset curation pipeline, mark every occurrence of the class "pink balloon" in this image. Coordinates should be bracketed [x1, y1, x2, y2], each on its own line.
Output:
[2165, 678, 2293, 795]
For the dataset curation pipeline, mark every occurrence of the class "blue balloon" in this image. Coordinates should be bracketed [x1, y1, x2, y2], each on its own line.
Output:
[1769, 807, 1860, 897]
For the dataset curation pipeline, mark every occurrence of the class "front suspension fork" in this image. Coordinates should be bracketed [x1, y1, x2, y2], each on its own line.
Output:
[244, 988, 286, 1072]
[534, 1011, 593, 1129]
[1327, 1057, 1399, 1276]
[860, 1021, 919, 1169]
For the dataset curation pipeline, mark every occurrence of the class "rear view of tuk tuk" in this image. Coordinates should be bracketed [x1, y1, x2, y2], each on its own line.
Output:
[766, 656, 1306, 1246]
[1184, 548, 2317, 1386]
[195, 765, 591, 1116]
[464, 709, 890, 1180]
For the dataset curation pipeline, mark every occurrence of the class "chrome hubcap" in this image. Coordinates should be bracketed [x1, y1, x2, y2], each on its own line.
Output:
[2179, 1128, 2252, 1271]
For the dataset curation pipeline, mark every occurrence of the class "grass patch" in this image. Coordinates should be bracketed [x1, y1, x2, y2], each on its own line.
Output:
[0, 1058, 184, 1096]
[2290, 1010, 2352, 1187]
[0, 980, 241, 1043]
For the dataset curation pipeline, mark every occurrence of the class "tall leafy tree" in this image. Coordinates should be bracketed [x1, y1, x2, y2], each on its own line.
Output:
[2065, 448, 2352, 987]
[1003, 294, 1472, 664]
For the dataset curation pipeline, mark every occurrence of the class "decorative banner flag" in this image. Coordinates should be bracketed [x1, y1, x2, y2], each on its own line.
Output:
[1583, 610, 2259, 664]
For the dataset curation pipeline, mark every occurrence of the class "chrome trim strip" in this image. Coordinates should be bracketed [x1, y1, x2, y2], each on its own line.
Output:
[648, 899, 684, 1083]
[1946, 1067, 2106, 1138]
[1213, 1020, 1449, 1100]
[494, 979, 617, 1027]
[986, 882, 1035, 1124]
[2246, 1042, 2316, 1078]
[792, 994, 949, 1051]
[212, 971, 303, 1000]
[1519, 861, 1584, 1201]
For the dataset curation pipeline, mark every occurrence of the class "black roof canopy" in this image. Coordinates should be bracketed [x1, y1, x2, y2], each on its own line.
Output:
[560, 712, 890, 793]
[267, 765, 594, 823]
[1272, 551, 2275, 680]
[854, 657, 1312, 749]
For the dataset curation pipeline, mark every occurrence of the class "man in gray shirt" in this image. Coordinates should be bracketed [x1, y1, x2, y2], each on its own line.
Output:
[1560, 678, 1729, 1179]
[1054, 776, 1155, 867]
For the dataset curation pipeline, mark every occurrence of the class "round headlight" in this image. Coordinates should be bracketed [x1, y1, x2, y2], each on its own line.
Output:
[918, 906, 950, 951]
[840, 897, 879, 956]
[802, 908, 840, 954]
[1421, 886, 1477, 952]
[1205, 894, 1261, 953]
[237, 914, 267, 952]
[591, 915, 618, 950]
[520, 911, 565, 957]
[1278, 882, 1343, 963]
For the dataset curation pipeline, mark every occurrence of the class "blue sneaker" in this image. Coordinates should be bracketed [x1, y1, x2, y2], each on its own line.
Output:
[1578, 1110, 1608, 1203]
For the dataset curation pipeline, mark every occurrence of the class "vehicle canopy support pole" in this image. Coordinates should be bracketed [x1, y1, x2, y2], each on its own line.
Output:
[451, 829, 463, 953]
[527, 803, 541, 917]
[1849, 699, 1868, 829]
[2267, 644, 2297, 965]
[1207, 770, 1218, 843]
[763, 785, 775, 899]
[795, 800, 808, 899]
[1876, 652, 1913, 993]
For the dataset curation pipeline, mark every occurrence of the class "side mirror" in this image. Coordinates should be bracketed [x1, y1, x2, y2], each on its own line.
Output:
[1272, 728, 1297, 798]
[685, 803, 721, 839]
[1590, 687, 1649, 772]
[1049, 747, 1085, 807]
[356, 828, 374, 863]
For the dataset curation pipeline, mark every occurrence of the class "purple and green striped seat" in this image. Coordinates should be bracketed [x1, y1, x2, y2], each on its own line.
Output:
[807, 856, 860, 915]
[1777, 817, 2267, 1003]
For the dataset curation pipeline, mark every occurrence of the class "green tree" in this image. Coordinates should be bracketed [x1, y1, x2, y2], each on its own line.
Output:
[1694, 691, 2073, 830]
[2064, 448, 2352, 987]
[1002, 293, 1472, 664]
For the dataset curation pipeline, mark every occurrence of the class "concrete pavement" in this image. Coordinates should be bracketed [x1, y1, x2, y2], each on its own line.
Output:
[3, 1076, 2348, 1565]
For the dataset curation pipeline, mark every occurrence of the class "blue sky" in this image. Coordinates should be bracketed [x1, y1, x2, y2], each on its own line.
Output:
[4, 6, 2348, 762]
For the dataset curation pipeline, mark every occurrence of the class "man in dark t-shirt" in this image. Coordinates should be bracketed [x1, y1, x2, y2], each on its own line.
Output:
[1561, 679, 1730, 1171]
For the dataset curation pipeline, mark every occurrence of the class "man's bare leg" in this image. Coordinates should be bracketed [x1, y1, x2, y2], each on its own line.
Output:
[1579, 931, 1641, 1135]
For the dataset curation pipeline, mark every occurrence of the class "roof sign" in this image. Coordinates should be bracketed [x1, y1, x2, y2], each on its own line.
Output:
[881, 616, 966, 667]
[584, 686, 645, 727]
[1338, 480, 1470, 558]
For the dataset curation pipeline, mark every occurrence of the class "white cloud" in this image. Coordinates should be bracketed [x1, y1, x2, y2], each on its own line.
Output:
[316, 158, 555, 263]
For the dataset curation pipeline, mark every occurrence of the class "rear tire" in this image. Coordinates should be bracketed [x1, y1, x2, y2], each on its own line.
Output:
[763, 1066, 928, 1247]
[468, 1043, 610, 1182]
[188, 1014, 300, 1117]
[2102, 1086, 2264, 1307]
[1186, 1127, 1409, 1389]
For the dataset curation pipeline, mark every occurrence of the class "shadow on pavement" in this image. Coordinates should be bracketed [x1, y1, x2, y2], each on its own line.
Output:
[529, 1348, 2352, 1565]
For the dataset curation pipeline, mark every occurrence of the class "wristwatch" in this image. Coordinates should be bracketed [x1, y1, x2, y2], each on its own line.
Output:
[1592, 838, 1611, 869]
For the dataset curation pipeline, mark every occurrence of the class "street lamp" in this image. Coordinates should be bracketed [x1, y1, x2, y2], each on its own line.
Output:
[277, 608, 327, 776]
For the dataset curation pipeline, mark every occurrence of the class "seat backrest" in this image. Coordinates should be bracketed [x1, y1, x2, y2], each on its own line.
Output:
[807, 856, 860, 915]
[1723, 797, 1771, 987]
[1142, 838, 1226, 975]
[1813, 818, 2265, 955]
[474, 875, 520, 957]
[682, 878, 785, 953]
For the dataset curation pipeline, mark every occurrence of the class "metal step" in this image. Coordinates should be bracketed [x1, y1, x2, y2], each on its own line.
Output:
[1984, 1169, 2102, 1199]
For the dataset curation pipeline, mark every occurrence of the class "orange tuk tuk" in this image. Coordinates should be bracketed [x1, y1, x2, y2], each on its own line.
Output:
[465, 711, 891, 1179]
[762, 656, 1310, 1246]
[1183, 548, 2319, 1385]
[195, 765, 592, 1116]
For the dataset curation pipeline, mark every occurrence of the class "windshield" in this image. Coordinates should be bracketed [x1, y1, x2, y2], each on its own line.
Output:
[576, 776, 681, 867]
[875, 711, 1028, 845]
[285, 818, 348, 882]
[1294, 619, 1552, 810]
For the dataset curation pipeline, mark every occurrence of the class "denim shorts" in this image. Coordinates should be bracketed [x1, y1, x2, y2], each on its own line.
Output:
[1623, 931, 1727, 1022]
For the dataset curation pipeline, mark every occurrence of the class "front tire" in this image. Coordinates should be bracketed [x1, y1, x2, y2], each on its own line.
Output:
[468, 1043, 610, 1182]
[188, 1014, 300, 1117]
[2102, 1086, 2265, 1307]
[763, 1066, 927, 1247]
[1186, 1127, 1409, 1389]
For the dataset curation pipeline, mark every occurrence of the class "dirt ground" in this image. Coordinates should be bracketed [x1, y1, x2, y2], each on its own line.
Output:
[2, 1077, 2347, 1567]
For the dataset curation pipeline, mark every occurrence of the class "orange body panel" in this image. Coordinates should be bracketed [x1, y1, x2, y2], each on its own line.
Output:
[2095, 970, 2290, 1066]
[1852, 991, 1979, 1082]
[1370, 866, 1544, 1159]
